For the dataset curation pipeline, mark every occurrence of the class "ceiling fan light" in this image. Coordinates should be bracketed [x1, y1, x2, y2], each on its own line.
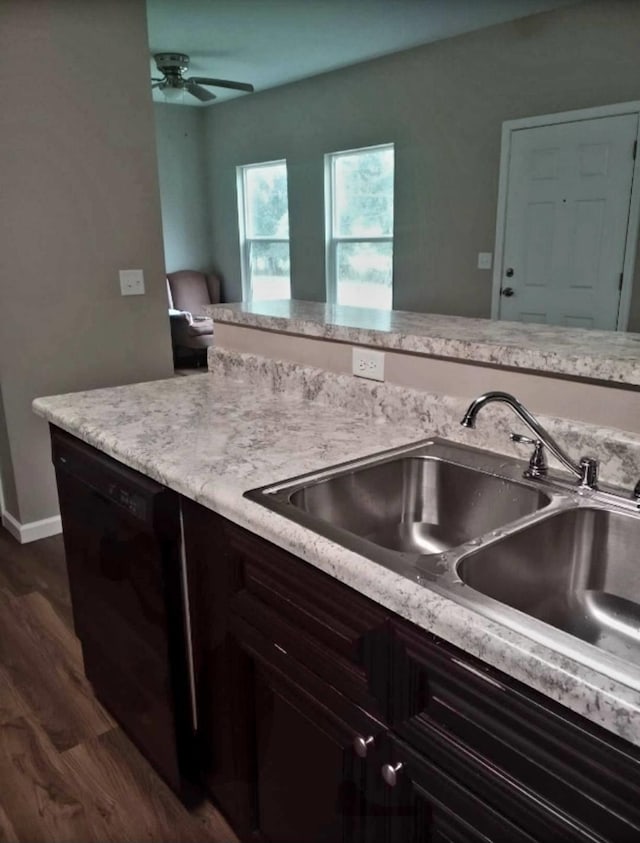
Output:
[162, 86, 184, 103]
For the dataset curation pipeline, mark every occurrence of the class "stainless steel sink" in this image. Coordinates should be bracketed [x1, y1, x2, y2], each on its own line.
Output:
[246, 438, 551, 573]
[457, 507, 640, 666]
[289, 456, 550, 555]
[246, 436, 640, 688]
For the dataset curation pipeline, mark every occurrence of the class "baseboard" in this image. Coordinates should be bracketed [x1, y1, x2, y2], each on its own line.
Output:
[1, 510, 62, 543]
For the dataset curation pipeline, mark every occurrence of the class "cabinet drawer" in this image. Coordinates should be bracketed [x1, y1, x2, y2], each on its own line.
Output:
[390, 620, 640, 842]
[231, 611, 385, 743]
[232, 587, 387, 720]
[228, 524, 389, 715]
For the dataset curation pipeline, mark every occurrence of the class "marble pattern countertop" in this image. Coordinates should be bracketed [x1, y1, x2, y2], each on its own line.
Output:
[33, 355, 640, 747]
[208, 299, 640, 387]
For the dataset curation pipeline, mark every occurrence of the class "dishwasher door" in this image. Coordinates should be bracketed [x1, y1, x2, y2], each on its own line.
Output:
[51, 426, 196, 796]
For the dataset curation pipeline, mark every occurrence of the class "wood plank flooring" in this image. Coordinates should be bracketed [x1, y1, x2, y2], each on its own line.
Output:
[0, 526, 238, 843]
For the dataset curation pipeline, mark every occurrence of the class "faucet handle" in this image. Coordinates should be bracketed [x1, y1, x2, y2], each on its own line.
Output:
[578, 457, 598, 490]
[510, 432, 547, 479]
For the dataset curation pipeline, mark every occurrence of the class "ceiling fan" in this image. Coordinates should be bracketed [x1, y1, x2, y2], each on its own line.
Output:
[151, 53, 254, 103]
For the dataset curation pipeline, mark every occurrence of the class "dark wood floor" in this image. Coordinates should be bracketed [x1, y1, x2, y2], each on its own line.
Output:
[0, 526, 238, 843]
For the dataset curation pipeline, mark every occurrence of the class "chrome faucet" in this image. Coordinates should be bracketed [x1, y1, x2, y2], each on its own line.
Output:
[461, 391, 599, 490]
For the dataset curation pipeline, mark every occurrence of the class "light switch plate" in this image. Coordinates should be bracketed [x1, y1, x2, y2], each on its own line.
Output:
[119, 269, 145, 296]
[477, 252, 493, 270]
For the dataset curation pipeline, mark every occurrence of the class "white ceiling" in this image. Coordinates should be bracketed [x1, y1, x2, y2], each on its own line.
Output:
[146, 0, 578, 107]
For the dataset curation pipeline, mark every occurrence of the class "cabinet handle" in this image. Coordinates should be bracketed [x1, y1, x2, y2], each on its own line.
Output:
[381, 762, 403, 787]
[353, 735, 374, 758]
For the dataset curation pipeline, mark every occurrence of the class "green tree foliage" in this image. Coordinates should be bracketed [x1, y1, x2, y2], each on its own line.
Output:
[249, 169, 289, 237]
[336, 148, 394, 237]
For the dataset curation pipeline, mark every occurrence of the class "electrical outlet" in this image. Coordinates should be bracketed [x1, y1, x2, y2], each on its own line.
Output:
[119, 269, 145, 296]
[352, 347, 385, 381]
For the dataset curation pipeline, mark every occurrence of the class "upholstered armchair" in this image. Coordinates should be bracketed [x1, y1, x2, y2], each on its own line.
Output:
[166, 270, 221, 365]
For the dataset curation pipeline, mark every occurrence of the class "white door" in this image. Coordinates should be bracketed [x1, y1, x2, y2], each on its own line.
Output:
[497, 113, 638, 329]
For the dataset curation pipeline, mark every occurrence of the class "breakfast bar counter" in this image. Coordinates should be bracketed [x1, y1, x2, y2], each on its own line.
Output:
[209, 299, 640, 386]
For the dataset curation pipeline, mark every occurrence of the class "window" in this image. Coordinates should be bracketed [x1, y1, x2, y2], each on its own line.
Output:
[237, 160, 291, 301]
[325, 144, 394, 310]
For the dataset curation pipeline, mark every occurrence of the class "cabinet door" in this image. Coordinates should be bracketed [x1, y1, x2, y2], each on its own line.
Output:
[182, 501, 391, 837]
[375, 735, 539, 843]
[234, 614, 384, 843]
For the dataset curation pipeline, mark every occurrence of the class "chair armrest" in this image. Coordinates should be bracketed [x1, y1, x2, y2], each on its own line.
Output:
[169, 310, 193, 324]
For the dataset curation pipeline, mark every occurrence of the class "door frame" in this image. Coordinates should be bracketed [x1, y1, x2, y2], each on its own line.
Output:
[491, 101, 640, 330]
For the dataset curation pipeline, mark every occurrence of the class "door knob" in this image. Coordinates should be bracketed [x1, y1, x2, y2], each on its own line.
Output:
[505, 267, 514, 277]
[353, 735, 374, 758]
[501, 287, 515, 297]
[381, 762, 403, 787]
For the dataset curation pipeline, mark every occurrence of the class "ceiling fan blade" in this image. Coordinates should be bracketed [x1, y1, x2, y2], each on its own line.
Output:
[186, 81, 217, 102]
[190, 76, 254, 93]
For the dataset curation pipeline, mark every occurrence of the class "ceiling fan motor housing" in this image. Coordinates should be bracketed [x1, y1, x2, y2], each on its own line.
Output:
[154, 52, 190, 86]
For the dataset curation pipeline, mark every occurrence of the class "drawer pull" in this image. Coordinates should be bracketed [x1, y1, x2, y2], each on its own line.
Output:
[451, 657, 504, 690]
[381, 762, 403, 787]
[353, 735, 374, 758]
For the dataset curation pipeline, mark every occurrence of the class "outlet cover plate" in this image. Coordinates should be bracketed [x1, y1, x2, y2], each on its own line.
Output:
[352, 347, 385, 381]
[119, 269, 145, 296]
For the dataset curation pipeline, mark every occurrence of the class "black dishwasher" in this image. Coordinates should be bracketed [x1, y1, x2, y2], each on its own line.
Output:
[51, 425, 197, 797]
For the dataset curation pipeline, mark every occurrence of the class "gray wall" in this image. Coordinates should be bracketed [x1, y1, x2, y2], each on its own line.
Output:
[0, 0, 174, 526]
[154, 103, 211, 274]
[203, 0, 640, 324]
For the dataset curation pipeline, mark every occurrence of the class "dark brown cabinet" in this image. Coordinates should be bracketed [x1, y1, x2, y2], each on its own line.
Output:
[183, 498, 388, 841]
[373, 732, 538, 843]
[385, 622, 640, 842]
[234, 613, 382, 843]
[183, 497, 640, 843]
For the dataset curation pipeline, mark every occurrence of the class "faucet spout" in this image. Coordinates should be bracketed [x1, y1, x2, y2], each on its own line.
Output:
[460, 391, 596, 488]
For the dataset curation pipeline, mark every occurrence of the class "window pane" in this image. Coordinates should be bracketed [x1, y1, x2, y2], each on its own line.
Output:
[249, 241, 291, 300]
[245, 163, 289, 237]
[336, 242, 392, 310]
[334, 147, 394, 237]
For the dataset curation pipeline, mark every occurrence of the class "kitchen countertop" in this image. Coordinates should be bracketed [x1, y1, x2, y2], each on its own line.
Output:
[33, 358, 640, 747]
[208, 299, 640, 387]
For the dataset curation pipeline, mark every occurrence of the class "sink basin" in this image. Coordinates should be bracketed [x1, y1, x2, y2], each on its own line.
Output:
[290, 456, 550, 555]
[458, 507, 640, 664]
[246, 439, 551, 569]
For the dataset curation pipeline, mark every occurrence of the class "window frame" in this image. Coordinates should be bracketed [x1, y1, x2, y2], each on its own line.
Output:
[237, 159, 291, 302]
[324, 142, 395, 308]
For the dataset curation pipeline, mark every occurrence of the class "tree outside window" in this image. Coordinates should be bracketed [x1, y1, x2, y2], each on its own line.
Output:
[238, 161, 291, 301]
[326, 144, 394, 309]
